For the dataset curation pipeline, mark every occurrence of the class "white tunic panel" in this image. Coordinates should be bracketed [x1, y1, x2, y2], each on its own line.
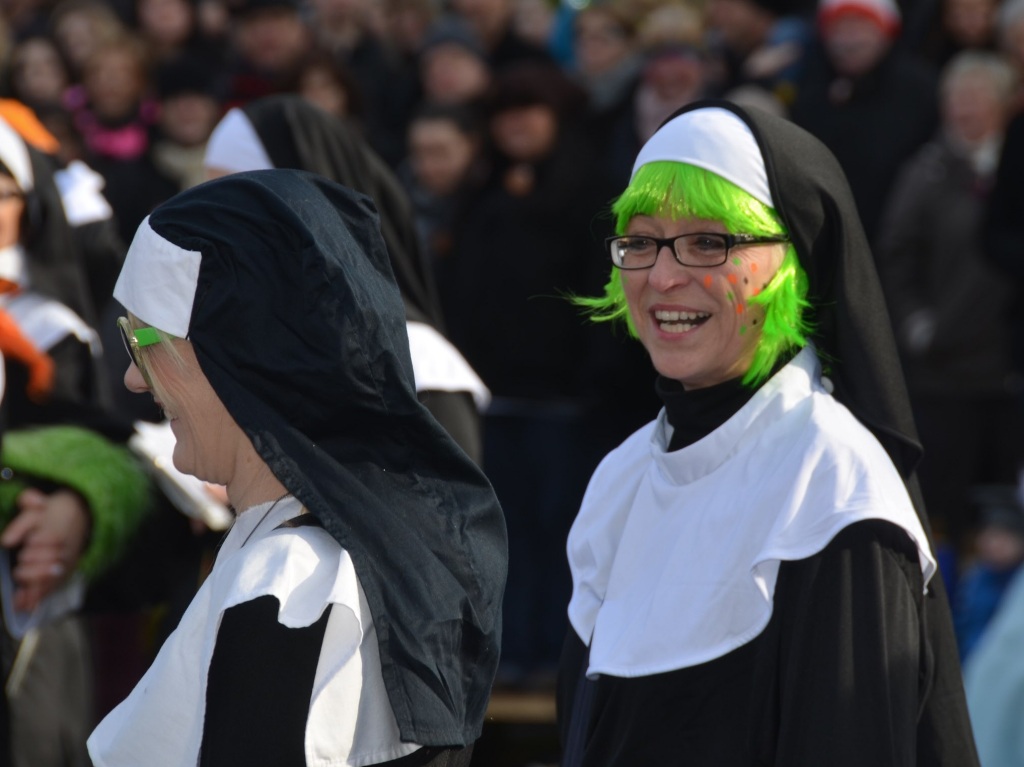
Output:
[88, 496, 420, 767]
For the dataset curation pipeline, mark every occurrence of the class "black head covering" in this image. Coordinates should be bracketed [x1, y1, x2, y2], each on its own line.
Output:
[651, 102, 980, 765]
[143, 170, 507, 746]
[240, 95, 445, 329]
[662, 99, 923, 482]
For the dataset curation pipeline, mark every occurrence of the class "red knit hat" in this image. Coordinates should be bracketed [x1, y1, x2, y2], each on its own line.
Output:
[818, 0, 901, 35]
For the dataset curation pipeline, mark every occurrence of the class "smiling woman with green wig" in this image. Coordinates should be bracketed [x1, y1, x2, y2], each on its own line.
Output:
[558, 100, 979, 766]
[576, 159, 812, 386]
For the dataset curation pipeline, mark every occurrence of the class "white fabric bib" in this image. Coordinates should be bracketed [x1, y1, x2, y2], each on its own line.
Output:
[2, 291, 99, 354]
[87, 496, 420, 767]
[567, 346, 935, 678]
[406, 320, 490, 409]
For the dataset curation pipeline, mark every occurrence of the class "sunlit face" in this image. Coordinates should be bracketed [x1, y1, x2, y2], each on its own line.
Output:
[621, 214, 787, 389]
[0, 175, 25, 250]
[409, 117, 477, 195]
[124, 340, 249, 484]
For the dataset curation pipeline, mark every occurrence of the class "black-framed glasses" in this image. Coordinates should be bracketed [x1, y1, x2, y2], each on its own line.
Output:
[606, 232, 790, 270]
[117, 316, 160, 387]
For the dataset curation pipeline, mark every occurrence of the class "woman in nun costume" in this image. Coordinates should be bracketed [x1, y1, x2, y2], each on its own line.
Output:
[558, 100, 979, 765]
[87, 170, 507, 767]
[202, 94, 489, 464]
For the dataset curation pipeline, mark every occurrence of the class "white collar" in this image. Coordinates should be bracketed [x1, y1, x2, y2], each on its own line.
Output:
[567, 347, 934, 677]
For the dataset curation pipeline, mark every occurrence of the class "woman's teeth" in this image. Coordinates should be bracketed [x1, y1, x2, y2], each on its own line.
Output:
[654, 310, 709, 333]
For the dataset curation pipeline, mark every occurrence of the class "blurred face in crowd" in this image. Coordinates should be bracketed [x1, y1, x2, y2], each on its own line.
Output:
[84, 45, 147, 121]
[620, 213, 787, 388]
[513, 0, 555, 48]
[575, 8, 632, 78]
[943, 0, 996, 46]
[409, 116, 478, 196]
[298, 64, 350, 117]
[1002, 16, 1024, 71]
[942, 68, 1006, 146]
[707, 0, 774, 53]
[643, 49, 706, 104]
[821, 13, 892, 77]
[490, 103, 557, 163]
[160, 92, 221, 147]
[137, 0, 195, 49]
[975, 526, 1024, 571]
[11, 37, 69, 106]
[384, 0, 436, 55]
[421, 43, 491, 104]
[0, 174, 24, 250]
[451, 0, 511, 45]
[233, 8, 309, 72]
[307, 0, 367, 25]
[52, 6, 123, 73]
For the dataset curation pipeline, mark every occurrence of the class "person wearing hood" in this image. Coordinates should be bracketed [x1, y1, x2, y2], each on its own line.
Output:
[87, 169, 507, 767]
[558, 100, 978, 765]
[202, 94, 489, 465]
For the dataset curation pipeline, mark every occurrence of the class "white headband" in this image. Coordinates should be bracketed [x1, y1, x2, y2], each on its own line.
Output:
[631, 107, 774, 209]
[113, 216, 201, 338]
[203, 108, 274, 175]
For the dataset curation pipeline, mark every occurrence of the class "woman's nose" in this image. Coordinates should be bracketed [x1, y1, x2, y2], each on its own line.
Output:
[648, 244, 692, 290]
[124, 361, 148, 393]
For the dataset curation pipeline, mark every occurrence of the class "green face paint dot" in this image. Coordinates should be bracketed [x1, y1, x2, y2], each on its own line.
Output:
[739, 325, 747, 335]
[732, 257, 741, 266]
[727, 290, 734, 301]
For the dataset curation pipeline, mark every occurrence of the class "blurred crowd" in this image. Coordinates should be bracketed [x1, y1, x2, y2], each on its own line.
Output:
[2, 0, 1024, 763]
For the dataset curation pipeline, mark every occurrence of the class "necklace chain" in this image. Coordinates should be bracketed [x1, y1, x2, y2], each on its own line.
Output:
[238, 491, 293, 548]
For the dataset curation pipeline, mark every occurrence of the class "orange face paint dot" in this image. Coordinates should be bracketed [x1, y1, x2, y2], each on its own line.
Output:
[703, 274, 713, 288]
[750, 262, 759, 272]
[727, 273, 738, 285]
[736, 303, 744, 314]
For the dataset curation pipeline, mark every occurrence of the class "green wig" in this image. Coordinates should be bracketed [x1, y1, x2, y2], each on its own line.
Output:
[576, 161, 812, 386]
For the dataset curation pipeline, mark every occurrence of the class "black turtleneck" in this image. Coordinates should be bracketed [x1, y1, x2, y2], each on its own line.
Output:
[658, 350, 802, 451]
[657, 375, 758, 451]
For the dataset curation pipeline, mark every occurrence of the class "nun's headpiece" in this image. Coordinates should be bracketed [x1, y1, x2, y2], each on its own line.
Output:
[113, 169, 507, 746]
[645, 100, 922, 484]
[204, 95, 445, 329]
